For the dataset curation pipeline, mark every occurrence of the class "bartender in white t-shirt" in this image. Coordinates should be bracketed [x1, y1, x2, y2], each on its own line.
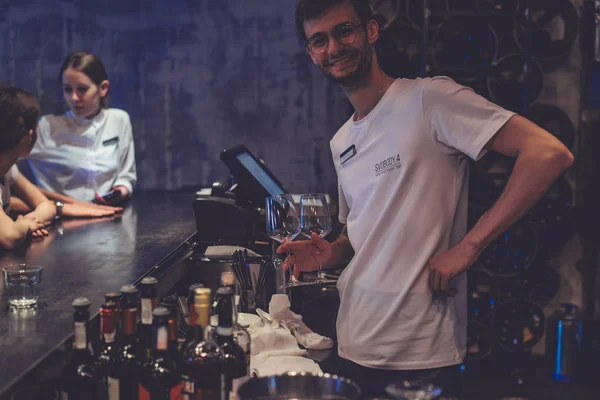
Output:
[27, 51, 136, 206]
[280, 0, 574, 398]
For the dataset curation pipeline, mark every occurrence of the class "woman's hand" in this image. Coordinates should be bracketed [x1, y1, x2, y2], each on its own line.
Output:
[94, 186, 129, 206]
[62, 202, 122, 218]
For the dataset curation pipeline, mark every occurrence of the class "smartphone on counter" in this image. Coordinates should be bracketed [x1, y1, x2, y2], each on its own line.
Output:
[92, 190, 119, 204]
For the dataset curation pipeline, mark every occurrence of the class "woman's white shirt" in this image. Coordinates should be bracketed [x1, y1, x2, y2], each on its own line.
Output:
[27, 108, 137, 202]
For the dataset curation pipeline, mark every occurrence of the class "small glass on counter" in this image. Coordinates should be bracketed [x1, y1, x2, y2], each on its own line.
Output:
[2, 264, 43, 308]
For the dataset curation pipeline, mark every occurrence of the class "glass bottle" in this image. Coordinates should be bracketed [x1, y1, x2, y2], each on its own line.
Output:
[114, 284, 142, 399]
[138, 307, 182, 400]
[216, 287, 248, 399]
[139, 277, 159, 362]
[160, 295, 179, 358]
[105, 292, 121, 334]
[180, 287, 226, 400]
[95, 302, 119, 399]
[221, 273, 251, 370]
[58, 297, 102, 399]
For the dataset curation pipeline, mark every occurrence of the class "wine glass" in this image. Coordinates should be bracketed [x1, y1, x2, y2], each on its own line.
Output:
[300, 193, 337, 284]
[265, 194, 307, 288]
[385, 381, 442, 400]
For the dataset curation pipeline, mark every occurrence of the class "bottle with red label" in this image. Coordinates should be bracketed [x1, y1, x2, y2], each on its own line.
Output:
[114, 284, 142, 399]
[95, 300, 120, 400]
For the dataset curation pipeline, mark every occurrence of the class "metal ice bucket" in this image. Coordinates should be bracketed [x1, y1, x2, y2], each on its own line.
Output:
[237, 372, 361, 400]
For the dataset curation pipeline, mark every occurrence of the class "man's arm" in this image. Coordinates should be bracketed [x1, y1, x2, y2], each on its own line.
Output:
[428, 115, 574, 295]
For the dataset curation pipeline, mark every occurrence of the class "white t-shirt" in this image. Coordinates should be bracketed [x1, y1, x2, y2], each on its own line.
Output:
[331, 77, 515, 370]
[27, 108, 137, 202]
[0, 165, 19, 214]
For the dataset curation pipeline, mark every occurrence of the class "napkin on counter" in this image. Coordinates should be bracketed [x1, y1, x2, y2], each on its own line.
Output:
[247, 294, 333, 377]
[267, 294, 334, 350]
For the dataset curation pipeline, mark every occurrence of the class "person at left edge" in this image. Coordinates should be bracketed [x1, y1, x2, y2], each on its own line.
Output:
[26, 51, 137, 206]
[0, 87, 54, 247]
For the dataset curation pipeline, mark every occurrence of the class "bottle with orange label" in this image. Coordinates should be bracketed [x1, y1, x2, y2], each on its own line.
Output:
[138, 307, 182, 399]
[160, 295, 180, 359]
[180, 287, 226, 400]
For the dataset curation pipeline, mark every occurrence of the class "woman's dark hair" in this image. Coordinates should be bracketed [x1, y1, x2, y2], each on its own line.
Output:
[0, 87, 40, 153]
[295, 0, 374, 42]
[60, 51, 109, 107]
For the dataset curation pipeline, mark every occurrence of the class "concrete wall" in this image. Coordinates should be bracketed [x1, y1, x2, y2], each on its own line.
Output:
[0, 0, 350, 193]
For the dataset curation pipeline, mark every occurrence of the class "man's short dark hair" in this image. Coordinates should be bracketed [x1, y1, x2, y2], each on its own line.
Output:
[0, 87, 40, 153]
[295, 0, 374, 42]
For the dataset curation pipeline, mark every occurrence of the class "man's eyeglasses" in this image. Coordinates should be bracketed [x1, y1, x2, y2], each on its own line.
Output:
[306, 22, 364, 54]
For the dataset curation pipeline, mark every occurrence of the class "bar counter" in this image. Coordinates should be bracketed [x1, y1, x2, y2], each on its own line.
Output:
[0, 190, 199, 397]
[1, 190, 598, 400]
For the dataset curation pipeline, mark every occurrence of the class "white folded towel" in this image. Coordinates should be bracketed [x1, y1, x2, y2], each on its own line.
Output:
[247, 294, 333, 377]
[267, 294, 334, 350]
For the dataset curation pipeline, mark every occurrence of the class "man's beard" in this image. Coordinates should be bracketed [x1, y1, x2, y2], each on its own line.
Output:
[320, 40, 373, 88]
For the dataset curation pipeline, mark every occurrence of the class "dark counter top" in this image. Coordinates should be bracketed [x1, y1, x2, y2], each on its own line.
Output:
[0, 190, 198, 396]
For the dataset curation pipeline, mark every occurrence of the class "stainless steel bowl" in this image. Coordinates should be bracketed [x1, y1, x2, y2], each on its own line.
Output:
[237, 372, 362, 400]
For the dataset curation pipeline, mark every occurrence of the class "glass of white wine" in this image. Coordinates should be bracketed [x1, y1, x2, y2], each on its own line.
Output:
[266, 194, 307, 288]
[300, 193, 337, 285]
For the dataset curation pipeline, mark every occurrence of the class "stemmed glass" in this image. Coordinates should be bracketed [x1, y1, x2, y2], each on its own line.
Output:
[266, 194, 307, 288]
[300, 193, 337, 284]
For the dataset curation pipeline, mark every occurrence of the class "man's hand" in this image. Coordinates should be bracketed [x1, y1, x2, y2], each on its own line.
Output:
[62, 203, 122, 218]
[428, 241, 481, 297]
[19, 215, 48, 237]
[277, 232, 332, 276]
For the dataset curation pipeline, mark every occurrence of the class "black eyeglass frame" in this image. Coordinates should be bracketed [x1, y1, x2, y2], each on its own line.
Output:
[305, 22, 365, 54]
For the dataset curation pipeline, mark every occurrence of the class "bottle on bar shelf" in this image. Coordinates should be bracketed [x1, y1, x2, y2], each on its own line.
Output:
[224, 273, 251, 372]
[58, 297, 101, 399]
[114, 284, 142, 400]
[180, 287, 226, 400]
[105, 292, 121, 336]
[216, 287, 249, 399]
[185, 283, 204, 339]
[217, 271, 251, 371]
[138, 307, 182, 400]
[95, 301, 120, 399]
[160, 295, 180, 358]
[139, 277, 159, 362]
[212, 271, 237, 315]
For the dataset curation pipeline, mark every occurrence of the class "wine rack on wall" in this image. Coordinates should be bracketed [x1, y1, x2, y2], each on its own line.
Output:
[371, 0, 582, 376]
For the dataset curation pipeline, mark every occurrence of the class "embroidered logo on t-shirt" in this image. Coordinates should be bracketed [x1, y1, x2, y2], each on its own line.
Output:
[375, 153, 401, 177]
